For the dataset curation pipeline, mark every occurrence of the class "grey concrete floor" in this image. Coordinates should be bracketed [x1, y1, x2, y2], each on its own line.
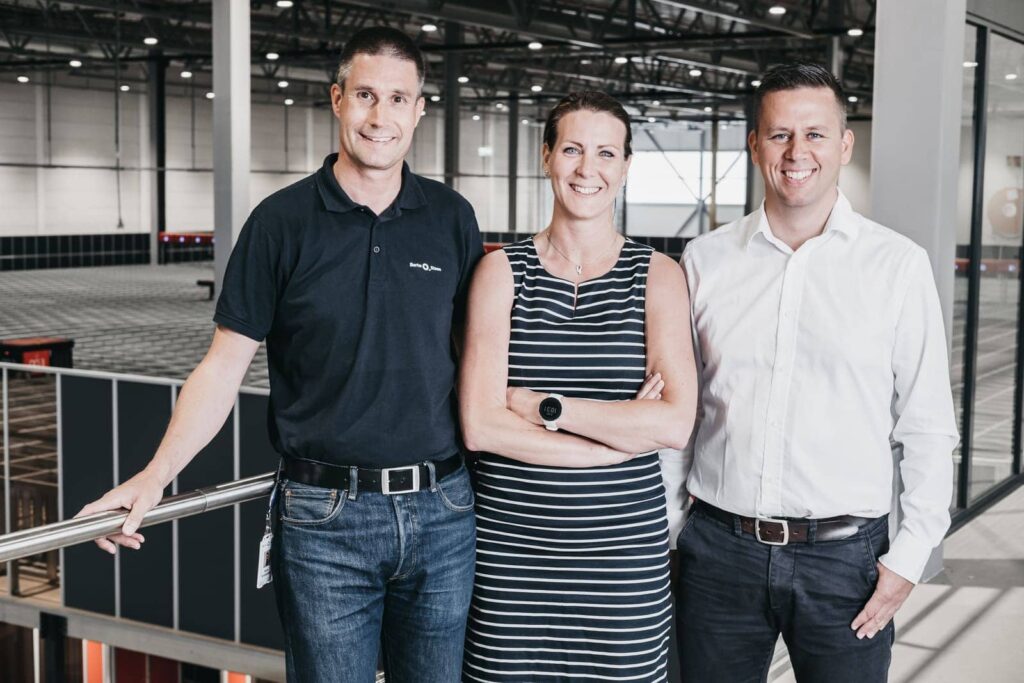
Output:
[0, 263, 269, 387]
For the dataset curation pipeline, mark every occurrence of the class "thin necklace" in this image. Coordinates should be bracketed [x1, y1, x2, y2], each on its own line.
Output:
[543, 229, 621, 277]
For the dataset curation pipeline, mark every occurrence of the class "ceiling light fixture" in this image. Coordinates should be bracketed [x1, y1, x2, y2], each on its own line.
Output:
[768, 5, 786, 15]
[284, 98, 294, 106]
[530, 84, 542, 92]
[963, 61, 978, 68]
[647, 117, 656, 123]
[457, 76, 469, 83]
[751, 79, 762, 87]
[17, 76, 29, 84]
[472, 114, 481, 121]
[69, 59, 82, 68]
[266, 52, 279, 61]
[277, 80, 289, 88]
[120, 84, 130, 92]
[522, 118, 530, 125]
[430, 94, 441, 102]
[848, 95, 859, 103]
[180, 70, 192, 79]
[422, 23, 438, 32]
[528, 41, 543, 50]
[703, 106, 713, 112]
[614, 56, 629, 64]
[1006, 73, 1019, 80]
[652, 100, 661, 106]
[847, 28, 864, 37]
[276, 1, 294, 8]
[205, 91, 215, 99]
[144, 37, 159, 46]
[689, 68, 702, 77]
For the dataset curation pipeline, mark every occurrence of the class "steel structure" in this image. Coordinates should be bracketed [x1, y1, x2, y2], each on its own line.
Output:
[0, 0, 877, 120]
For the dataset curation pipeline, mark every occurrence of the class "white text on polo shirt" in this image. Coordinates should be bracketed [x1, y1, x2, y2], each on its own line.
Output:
[410, 262, 443, 273]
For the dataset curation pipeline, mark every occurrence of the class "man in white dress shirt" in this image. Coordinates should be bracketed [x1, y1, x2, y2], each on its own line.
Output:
[668, 63, 958, 682]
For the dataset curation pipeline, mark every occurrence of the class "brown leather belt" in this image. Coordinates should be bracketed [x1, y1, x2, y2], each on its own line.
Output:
[693, 499, 880, 545]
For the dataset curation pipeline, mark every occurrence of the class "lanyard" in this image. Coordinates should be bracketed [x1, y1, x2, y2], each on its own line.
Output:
[264, 458, 284, 533]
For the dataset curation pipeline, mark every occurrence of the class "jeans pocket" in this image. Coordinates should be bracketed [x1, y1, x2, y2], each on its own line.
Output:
[280, 481, 348, 526]
[676, 510, 699, 548]
[437, 467, 475, 513]
[859, 527, 881, 586]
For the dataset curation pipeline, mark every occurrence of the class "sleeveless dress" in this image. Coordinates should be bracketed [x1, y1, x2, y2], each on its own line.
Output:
[463, 237, 673, 682]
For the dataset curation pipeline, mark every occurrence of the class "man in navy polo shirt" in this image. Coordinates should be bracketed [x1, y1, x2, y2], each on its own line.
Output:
[78, 27, 483, 682]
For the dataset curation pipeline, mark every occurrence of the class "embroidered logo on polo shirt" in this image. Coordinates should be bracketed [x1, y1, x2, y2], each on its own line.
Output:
[410, 262, 443, 273]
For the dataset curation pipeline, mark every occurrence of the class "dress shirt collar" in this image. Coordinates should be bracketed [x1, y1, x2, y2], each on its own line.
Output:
[744, 188, 860, 251]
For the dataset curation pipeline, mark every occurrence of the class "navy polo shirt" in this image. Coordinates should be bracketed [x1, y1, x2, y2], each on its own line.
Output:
[214, 154, 483, 468]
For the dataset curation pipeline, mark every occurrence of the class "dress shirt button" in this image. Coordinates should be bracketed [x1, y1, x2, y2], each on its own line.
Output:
[373, 245, 381, 254]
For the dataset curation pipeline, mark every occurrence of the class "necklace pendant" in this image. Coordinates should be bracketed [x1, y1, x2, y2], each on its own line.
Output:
[575, 265, 583, 276]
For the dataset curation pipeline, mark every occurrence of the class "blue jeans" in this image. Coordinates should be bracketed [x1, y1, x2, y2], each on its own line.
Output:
[675, 506, 893, 683]
[271, 463, 476, 683]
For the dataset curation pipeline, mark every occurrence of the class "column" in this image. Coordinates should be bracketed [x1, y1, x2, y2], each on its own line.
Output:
[870, 0, 967, 579]
[212, 0, 251, 292]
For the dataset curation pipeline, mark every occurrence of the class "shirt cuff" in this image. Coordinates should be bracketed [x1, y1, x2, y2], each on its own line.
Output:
[878, 530, 935, 584]
[659, 448, 686, 550]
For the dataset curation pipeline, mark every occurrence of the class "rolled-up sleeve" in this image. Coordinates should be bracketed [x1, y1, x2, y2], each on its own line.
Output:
[882, 247, 959, 583]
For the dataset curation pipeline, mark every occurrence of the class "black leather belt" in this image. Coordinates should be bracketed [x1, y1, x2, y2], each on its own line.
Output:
[283, 453, 462, 495]
[693, 499, 879, 545]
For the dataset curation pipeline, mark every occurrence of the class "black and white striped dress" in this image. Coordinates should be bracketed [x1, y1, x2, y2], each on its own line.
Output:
[463, 237, 672, 682]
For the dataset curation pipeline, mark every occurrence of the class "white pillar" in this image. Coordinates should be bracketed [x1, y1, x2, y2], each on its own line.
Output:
[34, 84, 47, 236]
[213, 0, 251, 292]
[305, 107, 316, 172]
[870, 0, 967, 580]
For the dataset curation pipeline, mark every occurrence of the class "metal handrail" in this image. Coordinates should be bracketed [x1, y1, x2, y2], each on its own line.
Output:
[0, 472, 275, 563]
[0, 361, 270, 396]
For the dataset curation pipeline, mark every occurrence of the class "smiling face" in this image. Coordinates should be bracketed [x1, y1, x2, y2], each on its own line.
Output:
[330, 53, 424, 173]
[543, 109, 631, 223]
[749, 86, 854, 215]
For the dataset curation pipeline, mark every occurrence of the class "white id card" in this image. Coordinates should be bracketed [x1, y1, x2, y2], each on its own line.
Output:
[256, 531, 273, 589]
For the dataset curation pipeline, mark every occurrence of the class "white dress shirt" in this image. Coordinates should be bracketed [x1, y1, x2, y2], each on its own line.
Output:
[661, 190, 958, 583]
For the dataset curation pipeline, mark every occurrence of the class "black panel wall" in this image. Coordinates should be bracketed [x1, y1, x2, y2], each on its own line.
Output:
[116, 382, 174, 628]
[177, 390, 235, 641]
[61, 376, 116, 616]
[238, 393, 285, 651]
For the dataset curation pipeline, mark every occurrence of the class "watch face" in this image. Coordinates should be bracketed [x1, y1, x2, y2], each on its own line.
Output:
[539, 396, 562, 422]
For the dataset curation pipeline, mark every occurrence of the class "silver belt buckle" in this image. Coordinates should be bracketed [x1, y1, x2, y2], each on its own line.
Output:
[381, 465, 420, 495]
[755, 517, 790, 546]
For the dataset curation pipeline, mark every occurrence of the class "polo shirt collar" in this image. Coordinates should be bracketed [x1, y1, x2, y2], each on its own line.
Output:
[315, 154, 427, 214]
[743, 188, 859, 250]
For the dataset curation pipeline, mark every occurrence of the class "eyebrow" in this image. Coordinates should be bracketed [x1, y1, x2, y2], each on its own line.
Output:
[563, 139, 622, 150]
[350, 84, 413, 97]
[766, 125, 830, 133]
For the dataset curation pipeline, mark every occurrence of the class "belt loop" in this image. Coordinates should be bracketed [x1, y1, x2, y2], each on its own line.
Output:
[425, 461, 438, 492]
[807, 519, 817, 544]
[349, 466, 359, 501]
[732, 515, 742, 537]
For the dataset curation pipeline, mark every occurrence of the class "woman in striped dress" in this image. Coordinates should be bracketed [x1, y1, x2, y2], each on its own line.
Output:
[458, 91, 698, 682]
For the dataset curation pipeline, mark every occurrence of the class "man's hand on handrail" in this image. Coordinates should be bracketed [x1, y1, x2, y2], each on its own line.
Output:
[73, 326, 260, 555]
[75, 468, 164, 553]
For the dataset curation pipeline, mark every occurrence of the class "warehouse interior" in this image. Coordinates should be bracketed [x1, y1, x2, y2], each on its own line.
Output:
[0, 0, 1023, 681]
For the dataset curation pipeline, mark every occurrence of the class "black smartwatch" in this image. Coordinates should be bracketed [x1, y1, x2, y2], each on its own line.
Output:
[539, 393, 564, 431]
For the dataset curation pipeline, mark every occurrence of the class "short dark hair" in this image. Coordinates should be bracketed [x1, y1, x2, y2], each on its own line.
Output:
[336, 26, 425, 94]
[753, 62, 847, 130]
[543, 91, 633, 157]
